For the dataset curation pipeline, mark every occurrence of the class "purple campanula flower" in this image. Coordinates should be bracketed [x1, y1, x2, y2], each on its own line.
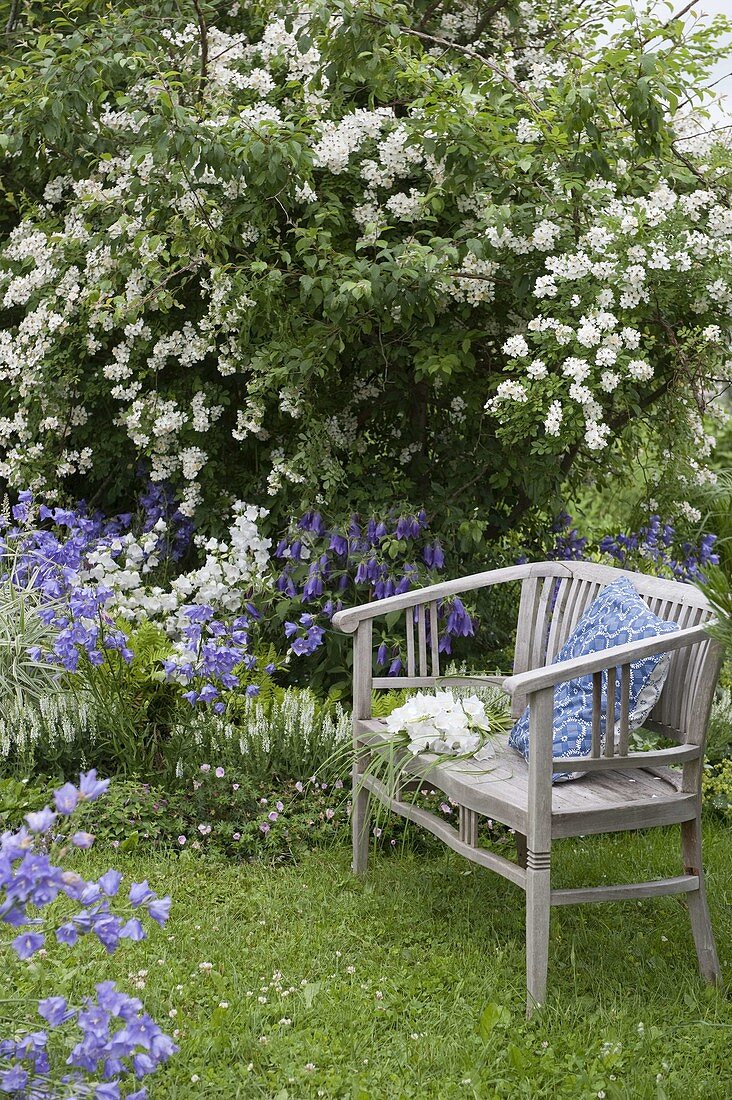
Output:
[129, 881, 154, 908]
[37, 997, 73, 1028]
[71, 832, 95, 849]
[54, 783, 79, 816]
[13, 932, 45, 959]
[446, 597, 474, 638]
[388, 657, 402, 676]
[246, 685, 260, 697]
[147, 897, 171, 926]
[25, 808, 56, 833]
[120, 918, 146, 941]
[376, 642, 388, 666]
[78, 770, 111, 803]
[329, 533, 348, 556]
[0, 1067, 29, 1092]
[98, 870, 123, 897]
[56, 922, 78, 946]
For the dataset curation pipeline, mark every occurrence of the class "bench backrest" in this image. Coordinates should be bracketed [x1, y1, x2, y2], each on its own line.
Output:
[513, 562, 721, 747]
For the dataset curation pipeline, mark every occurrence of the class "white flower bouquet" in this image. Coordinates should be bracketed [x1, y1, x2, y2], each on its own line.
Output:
[384, 690, 499, 760]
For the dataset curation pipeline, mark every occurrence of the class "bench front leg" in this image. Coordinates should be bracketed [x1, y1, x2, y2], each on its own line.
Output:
[525, 686, 554, 1015]
[352, 619, 373, 876]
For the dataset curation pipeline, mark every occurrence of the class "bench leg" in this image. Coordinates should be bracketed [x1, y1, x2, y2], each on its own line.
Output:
[515, 831, 527, 869]
[525, 849, 551, 1016]
[351, 782, 371, 877]
[681, 818, 721, 984]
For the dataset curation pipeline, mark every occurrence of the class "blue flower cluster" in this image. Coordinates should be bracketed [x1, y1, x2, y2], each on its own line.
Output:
[0, 772, 176, 1097]
[163, 604, 264, 710]
[1, 981, 175, 1098]
[137, 478, 194, 563]
[548, 512, 718, 581]
[4, 494, 140, 671]
[274, 509, 471, 666]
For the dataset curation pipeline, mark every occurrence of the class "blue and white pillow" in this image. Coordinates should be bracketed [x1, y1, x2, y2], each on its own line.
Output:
[508, 577, 679, 781]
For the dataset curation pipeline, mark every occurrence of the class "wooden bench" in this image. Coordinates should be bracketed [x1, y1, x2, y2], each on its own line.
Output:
[332, 561, 724, 1013]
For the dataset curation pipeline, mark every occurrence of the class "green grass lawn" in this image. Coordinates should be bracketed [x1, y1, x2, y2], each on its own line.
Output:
[5, 823, 732, 1099]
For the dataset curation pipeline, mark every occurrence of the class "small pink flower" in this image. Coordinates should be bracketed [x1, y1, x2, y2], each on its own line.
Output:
[178, 836, 187, 846]
[268, 811, 279, 823]
[260, 822, 270, 834]
[373, 827, 382, 838]
[439, 802, 452, 815]
[259, 797, 268, 806]
[275, 801, 284, 813]
[197, 824, 211, 836]
[193, 780, 201, 791]
[232, 832, 241, 841]
[295, 782, 304, 793]
[334, 779, 344, 789]
[232, 783, 240, 791]
[215, 767, 225, 778]
[325, 808, 335, 820]
[200, 764, 211, 773]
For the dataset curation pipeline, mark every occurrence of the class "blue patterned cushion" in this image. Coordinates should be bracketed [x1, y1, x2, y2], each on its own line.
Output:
[508, 577, 679, 781]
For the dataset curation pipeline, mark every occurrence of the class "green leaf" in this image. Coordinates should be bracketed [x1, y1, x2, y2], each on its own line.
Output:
[119, 831, 139, 853]
[302, 981, 321, 1008]
[477, 1002, 511, 1040]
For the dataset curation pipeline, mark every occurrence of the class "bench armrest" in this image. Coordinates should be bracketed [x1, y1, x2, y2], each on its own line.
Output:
[331, 564, 533, 634]
[502, 622, 711, 697]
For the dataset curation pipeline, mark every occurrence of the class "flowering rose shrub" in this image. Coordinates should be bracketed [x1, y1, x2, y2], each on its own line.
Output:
[0, 771, 176, 1097]
[0, 0, 730, 538]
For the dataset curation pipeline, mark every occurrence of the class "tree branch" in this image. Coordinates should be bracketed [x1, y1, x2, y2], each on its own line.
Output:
[366, 17, 540, 111]
[192, 0, 208, 103]
[471, 1, 511, 43]
[5, 0, 22, 36]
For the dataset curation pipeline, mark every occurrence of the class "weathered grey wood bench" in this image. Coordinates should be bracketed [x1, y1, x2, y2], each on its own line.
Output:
[332, 561, 724, 1013]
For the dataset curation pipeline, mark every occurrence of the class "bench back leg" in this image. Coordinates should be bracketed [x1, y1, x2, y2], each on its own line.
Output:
[681, 817, 721, 984]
